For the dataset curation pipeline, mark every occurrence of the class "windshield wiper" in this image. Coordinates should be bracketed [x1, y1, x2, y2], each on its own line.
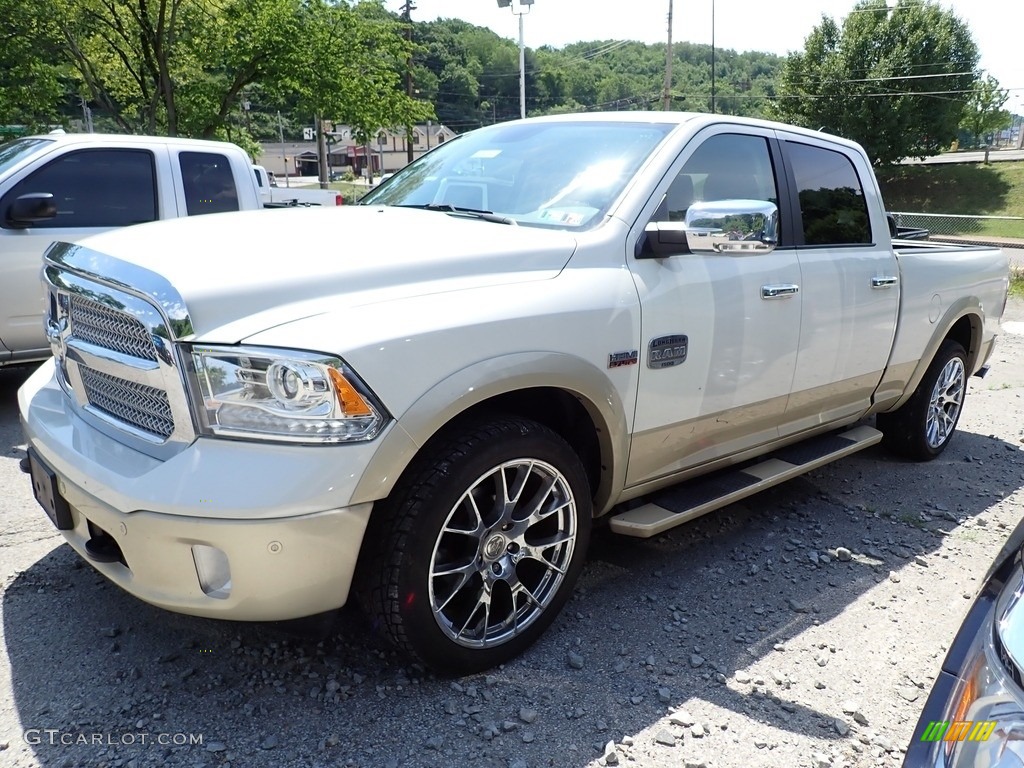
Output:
[400, 203, 517, 225]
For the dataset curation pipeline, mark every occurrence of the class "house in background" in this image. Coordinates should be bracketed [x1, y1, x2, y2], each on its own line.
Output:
[258, 123, 455, 178]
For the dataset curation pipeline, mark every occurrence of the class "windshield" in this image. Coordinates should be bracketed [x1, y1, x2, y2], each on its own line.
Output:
[0, 137, 54, 177]
[359, 120, 674, 230]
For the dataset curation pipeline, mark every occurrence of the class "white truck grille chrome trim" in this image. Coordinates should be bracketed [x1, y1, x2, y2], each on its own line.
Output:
[42, 242, 196, 459]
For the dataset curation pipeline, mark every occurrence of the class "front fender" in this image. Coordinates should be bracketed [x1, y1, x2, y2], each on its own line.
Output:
[350, 352, 631, 515]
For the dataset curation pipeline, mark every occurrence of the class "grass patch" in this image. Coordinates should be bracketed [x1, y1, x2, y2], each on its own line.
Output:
[1011, 266, 1024, 298]
[292, 180, 367, 203]
[877, 161, 1024, 239]
[324, 181, 367, 201]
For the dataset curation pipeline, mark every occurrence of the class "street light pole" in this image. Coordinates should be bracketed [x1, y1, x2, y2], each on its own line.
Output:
[498, 0, 534, 120]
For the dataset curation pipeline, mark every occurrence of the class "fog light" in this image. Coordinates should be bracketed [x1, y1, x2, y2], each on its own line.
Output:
[191, 545, 232, 599]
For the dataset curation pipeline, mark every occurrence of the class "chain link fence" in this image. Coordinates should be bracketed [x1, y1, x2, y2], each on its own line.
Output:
[889, 212, 1024, 246]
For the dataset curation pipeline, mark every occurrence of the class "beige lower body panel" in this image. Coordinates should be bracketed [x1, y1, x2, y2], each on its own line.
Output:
[54, 473, 373, 621]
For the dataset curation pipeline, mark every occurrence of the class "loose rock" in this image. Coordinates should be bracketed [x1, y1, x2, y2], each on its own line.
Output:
[655, 730, 676, 746]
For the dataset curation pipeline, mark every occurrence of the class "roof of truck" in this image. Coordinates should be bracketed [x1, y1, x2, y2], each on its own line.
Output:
[24, 131, 246, 153]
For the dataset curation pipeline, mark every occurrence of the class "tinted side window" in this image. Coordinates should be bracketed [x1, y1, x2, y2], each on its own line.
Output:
[1, 149, 156, 229]
[654, 134, 778, 223]
[180, 152, 239, 216]
[787, 142, 870, 246]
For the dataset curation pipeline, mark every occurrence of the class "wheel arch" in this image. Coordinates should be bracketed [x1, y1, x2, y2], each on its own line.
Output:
[880, 300, 982, 414]
[350, 352, 631, 516]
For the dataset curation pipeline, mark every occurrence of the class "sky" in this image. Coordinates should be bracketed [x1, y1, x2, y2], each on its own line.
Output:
[386, 0, 1022, 111]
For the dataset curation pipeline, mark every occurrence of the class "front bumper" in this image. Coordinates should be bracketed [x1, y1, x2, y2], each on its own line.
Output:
[18, 360, 378, 621]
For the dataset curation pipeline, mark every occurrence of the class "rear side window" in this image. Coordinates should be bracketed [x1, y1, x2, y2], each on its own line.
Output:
[180, 152, 239, 216]
[787, 142, 871, 246]
[1, 148, 156, 229]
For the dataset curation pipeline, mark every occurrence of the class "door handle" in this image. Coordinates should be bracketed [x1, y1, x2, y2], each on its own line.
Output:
[761, 284, 799, 300]
[871, 276, 899, 288]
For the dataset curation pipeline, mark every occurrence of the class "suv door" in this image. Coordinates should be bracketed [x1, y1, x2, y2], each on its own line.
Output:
[778, 136, 899, 433]
[626, 127, 802, 487]
[0, 148, 158, 359]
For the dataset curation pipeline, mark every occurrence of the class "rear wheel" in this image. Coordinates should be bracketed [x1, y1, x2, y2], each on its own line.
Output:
[357, 416, 591, 674]
[878, 339, 967, 460]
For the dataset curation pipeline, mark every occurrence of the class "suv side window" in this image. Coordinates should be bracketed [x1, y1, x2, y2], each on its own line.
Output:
[654, 133, 779, 224]
[0, 149, 157, 229]
[180, 152, 239, 216]
[786, 142, 871, 246]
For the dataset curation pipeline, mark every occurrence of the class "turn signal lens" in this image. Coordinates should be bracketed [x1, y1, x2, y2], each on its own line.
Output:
[328, 367, 374, 417]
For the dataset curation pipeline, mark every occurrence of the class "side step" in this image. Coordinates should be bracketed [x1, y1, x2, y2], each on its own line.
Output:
[609, 425, 882, 538]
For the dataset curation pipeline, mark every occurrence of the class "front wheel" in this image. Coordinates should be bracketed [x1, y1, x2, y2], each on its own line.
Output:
[356, 416, 592, 674]
[878, 339, 968, 460]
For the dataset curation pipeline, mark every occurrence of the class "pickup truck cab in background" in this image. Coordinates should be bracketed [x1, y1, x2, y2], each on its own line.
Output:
[252, 164, 342, 207]
[0, 133, 264, 367]
[17, 113, 1009, 674]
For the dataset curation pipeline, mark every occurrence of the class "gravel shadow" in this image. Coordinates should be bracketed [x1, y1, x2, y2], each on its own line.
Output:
[4, 422, 1022, 768]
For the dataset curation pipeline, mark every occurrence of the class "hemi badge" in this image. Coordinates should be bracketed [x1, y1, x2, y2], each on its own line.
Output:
[608, 351, 639, 369]
[648, 335, 688, 369]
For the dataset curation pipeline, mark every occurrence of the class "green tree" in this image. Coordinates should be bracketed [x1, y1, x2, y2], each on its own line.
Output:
[0, 0, 67, 129]
[770, 0, 979, 166]
[4, 0, 424, 149]
[294, 0, 431, 156]
[960, 73, 1010, 147]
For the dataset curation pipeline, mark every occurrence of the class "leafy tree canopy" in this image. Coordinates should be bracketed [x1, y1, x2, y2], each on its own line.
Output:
[0, 0, 427, 151]
[770, 0, 979, 166]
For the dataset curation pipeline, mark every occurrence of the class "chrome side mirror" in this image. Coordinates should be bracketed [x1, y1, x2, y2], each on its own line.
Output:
[684, 199, 778, 255]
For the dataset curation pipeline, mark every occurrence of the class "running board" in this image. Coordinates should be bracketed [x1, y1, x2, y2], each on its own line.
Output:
[609, 425, 882, 538]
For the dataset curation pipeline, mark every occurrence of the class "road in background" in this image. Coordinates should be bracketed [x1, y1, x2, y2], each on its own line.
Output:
[908, 149, 1024, 164]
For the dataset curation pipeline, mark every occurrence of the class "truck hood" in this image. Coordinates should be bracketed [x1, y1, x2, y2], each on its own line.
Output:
[71, 206, 578, 341]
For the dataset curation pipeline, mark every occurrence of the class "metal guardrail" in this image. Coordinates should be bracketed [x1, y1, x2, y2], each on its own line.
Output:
[889, 212, 1024, 247]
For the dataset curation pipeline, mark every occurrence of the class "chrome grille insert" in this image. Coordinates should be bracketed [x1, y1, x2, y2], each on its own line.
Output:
[79, 365, 175, 439]
[69, 294, 157, 362]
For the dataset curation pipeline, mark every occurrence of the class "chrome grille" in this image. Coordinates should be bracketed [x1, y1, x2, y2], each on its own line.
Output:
[79, 365, 174, 439]
[69, 294, 157, 362]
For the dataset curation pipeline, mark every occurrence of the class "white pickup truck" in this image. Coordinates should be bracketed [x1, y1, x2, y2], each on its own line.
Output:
[18, 113, 1009, 674]
[0, 133, 269, 367]
[252, 164, 342, 207]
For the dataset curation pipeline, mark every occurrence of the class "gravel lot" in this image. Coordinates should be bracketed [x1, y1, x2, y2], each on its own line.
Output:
[2, 299, 1023, 768]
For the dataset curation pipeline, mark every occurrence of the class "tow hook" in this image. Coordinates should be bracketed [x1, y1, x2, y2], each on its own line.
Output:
[84, 524, 124, 564]
[19, 455, 30, 474]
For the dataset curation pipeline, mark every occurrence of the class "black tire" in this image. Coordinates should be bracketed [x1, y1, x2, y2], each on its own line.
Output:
[878, 339, 968, 461]
[355, 416, 592, 674]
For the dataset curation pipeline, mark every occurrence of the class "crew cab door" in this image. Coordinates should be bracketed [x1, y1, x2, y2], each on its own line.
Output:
[625, 128, 801, 487]
[777, 136, 899, 433]
[0, 148, 160, 360]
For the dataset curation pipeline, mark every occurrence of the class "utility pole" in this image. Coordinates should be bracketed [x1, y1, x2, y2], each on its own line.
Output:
[710, 0, 716, 113]
[277, 111, 289, 188]
[402, 0, 416, 164]
[80, 96, 94, 133]
[662, 0, 674, 110]
[316, 115, 329, 189]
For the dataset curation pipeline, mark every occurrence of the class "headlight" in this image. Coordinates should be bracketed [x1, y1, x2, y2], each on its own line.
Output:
[933, 641, 1024, 766]
[187, 345, 387, 443]
[916, 560, 1024, 767]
